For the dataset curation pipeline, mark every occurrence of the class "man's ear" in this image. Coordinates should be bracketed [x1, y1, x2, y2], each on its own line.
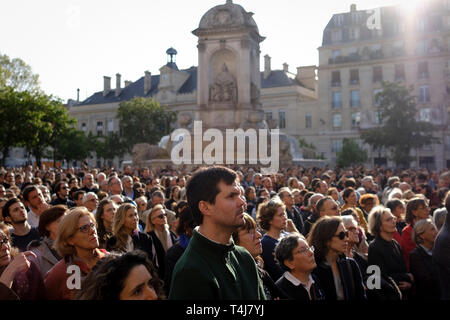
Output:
[198, 200, 212, 217]
[5, 215, 12, 224]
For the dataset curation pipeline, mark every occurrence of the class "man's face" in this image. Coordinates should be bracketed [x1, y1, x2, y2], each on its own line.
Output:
[15, 175, 23, 186]
[84, 195, 99, 212]
[110, 178, 123, 195]
[321, 199, 340, 217]
[84, 174, 94, 188]
[75, 194, 84, 207]
[152, 195, 164, 206]
[263, 179, 272, 190]
[177, 177, 186, 188]
[26, 189, 44, 210]
[58, 183, 69, 198]
[0, 186, 5, 198]
[202, 181, 246, 230]
[319, 181, 328, 195]
[281, 192, 294, 208]
[7, 201, 27, 224]
[5, 173, 14, 185]
[253, 175, 261, 186]
[122, 178, 132, 190]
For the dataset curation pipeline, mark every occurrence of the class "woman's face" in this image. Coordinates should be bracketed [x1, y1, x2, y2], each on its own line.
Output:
[102, 203, 117, 225]
[0, 231, 11, 267]
[345, 191, 357, 206]
[119, 264, 158, 300]
[420, 223, 438, 245]
[151, 209, 167, 228]
[327, 223, 348, 254]
[345, 220, 360, 245]
[288, 238, 316, 273]
[380, 211, 397, 235]
[413, 203, 430, 221]
[237, 227, 262, 258]
[124, 207, 139, 232]
[46, 214, 65, 240]
[260, 190, 269, 198]
[392, 203, 406, 219]
[330, 189, 339, 201]
[269, 207, 287, 231]
[68, 215, 99, 252]
[248, 189, 256, 201]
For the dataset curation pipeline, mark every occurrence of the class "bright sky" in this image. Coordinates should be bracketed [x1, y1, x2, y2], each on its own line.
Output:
[0, 0, 423, 102]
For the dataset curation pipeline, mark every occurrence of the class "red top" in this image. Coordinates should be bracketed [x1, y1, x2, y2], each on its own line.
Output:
[400, 225, 416, 271]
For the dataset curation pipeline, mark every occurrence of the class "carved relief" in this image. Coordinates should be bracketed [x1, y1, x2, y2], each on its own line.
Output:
[213, 9, 232, 26]
[209, 64, 237, 104]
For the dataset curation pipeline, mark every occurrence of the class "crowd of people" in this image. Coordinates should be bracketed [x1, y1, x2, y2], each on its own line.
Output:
[0, 164, 449, 300]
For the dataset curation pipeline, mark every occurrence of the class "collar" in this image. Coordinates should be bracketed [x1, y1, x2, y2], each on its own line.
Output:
[284, 272, 315, 289]
[191, 228, 235, 259]
[419, 245, 433, 256]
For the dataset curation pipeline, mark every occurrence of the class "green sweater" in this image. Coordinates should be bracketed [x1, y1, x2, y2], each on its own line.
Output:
[168, 229, 266, 300]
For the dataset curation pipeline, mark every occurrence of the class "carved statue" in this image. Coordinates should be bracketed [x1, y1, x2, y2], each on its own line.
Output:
[131, 143, 170, 167]
[209, 63, 237, 104]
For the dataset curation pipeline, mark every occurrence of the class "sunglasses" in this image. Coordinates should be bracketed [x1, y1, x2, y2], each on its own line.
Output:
[78, 222, 96, 233]
[155, 213, 167, 219]
[333, 231, 349, 240]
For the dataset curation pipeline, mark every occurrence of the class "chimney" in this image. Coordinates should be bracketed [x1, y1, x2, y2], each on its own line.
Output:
[144, 71, 152, 95]
[103, 76, 111, 96]
[264, 54, 271, 79]
[124, 80, 132, 87]
[350, 4, 356, 12]
[283, 63, 289, 73]
[296, 66, 317, 91]
[115, 73, 121, 97]
[77, 88, 80, 102]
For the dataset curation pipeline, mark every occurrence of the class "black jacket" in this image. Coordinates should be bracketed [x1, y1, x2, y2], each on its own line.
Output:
[409, 246, 440, 300]
[147, 230, 178, 280]
[286, 206, 305, 235]
[106, 231, 156, 265]
[312, 255, 367, 301]
[432, 214, 450, 300]
[275, 273, 324, 300]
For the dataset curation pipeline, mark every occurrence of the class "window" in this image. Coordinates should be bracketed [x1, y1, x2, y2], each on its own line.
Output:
[351, 112, 361, 127]
[417, 17, 426, 32]
[373, 111, 382, 124]
[350, 90, 360, 107]
[107, 119, 114, 132]
[350, 69, 359, 85]
[418, 62, 429, 79]
[373, 89, 383, 107]
[331, 29, 342, 42]
[335, 14, 344, 26]
[395, 64, 405, 81]
[278, 110, 286, 129]
[349, 28, 360, 40]
[332, 140, 343, 153]
[419, 86, 431, 102]
[81, 123, 87, 132]
[373, 66, 383, 83]
[416, 39, 428, 54]
[332, 50, 341, 60]
[420, 108, 431, 121]
[331, 71, 341, 86]
[96, 121, 103, 136]
[332, 91, 342, 108]
[265, 111, 273, 121]
[332, 114, 342, 128]
[305, 113, 312, 128]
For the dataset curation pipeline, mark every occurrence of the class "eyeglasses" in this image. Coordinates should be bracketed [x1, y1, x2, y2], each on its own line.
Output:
[296, 245, 315, 255]
[156, 213, 167, 219]
[78, 222, 96, 233]
[0, 237, 9, 247]
[333, 231, 349, 240]
[346, 226, 357, 232]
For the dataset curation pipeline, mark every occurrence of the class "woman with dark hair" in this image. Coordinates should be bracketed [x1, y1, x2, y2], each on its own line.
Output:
[76, 250, 164, 300]
[274, 233, 324, 300]
[341, 187, 368, 234]
[257, 197, 289, 282]
[165, 186, 180, 212]
[307, 216, 366, 301]
[244, 186, 257, 216]
[95, 199, 117, 249]
[0, 223, 45, 300]
[106, 203, 156, 266]
[401, 197, 430, 270]
[164, 207, 196, 295]
[367, 206, 412, 300]
[28, 205, 67, 277]
[232, 213, 286, 300]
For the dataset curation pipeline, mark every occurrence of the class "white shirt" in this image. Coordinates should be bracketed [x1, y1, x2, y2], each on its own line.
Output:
[284, 272, 315, 300]
[27, 210, 40, 228]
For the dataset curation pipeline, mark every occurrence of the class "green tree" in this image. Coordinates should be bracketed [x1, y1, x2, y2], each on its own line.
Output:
[0, 53, 40, 92]
[93, 132, 127, 167]
[117, 97, 176, 152]
[336, 138, 368, 167]
[361, 81, 438, 167]
[51, 127, 94, 166]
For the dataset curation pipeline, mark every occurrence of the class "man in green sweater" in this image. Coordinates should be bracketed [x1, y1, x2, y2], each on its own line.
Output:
[169, 166, 265, 300]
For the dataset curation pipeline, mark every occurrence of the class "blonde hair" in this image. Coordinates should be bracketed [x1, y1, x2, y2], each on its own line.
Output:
[54, 207, 96, 258]
[144, 204, 165, 233]
[111, 203, 137, 252]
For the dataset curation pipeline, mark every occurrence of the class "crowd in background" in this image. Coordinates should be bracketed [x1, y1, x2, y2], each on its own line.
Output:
[0, 163, 449, 300]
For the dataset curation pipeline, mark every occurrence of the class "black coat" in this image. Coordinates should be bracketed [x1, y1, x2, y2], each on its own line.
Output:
[432, 215, 450, 300]
[164, 243, 186, 295]
[409, 246, 440, 300]
[286, 206, 305, 235]
[106, 231, 156, 264]
[312, 255, 367, 301]
[147, 230, 178, 281]
[275, 273, 325, 300]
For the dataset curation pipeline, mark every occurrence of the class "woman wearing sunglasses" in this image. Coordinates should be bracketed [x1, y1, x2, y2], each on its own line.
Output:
[274, 233, 324, 300]
[106, 203, 157, 269]
[145, 204, 177, 280]
[45, 207, 108, 300]
[307, 216, 366, 300]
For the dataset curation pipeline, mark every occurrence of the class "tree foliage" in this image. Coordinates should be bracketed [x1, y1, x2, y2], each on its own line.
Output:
[91, 132, 127, 167]
[117, 97, 176, 152]
[360, 81, 439, 167]
[0, 53, 40, 93]
[336, 138, 368, 167]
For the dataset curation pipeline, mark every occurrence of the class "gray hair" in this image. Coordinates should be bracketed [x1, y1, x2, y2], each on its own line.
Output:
[368, 206, 391, 237]
[341, 215, 357, 229]
[412, 218, 434, 245]
[433, 208, 447, 231]
[82, 192, 97, 204]
[275, 233, 307, 271]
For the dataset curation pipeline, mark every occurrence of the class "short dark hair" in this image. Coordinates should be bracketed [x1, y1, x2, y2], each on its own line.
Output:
[186, 166, 237, 225]
[38, 205, 67, 237]
[22, 185, 39, 202]
[2, 198, 21, 220]
[74, 190, 86, 201]
[307, 216, 342, 264]
[342, 187, 355, 202]
[386, 199, 404, 213]
[316, 196, 334, 214]
[275, 233, 307, 271]
[176, 207, 196, 235]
